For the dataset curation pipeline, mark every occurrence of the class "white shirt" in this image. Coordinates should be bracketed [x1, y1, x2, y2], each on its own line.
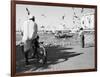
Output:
[21, 20, 38, 42]
[79, 30, 84, 38]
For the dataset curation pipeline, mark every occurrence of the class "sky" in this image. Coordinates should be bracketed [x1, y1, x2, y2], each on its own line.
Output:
[16, 4, 95, 31]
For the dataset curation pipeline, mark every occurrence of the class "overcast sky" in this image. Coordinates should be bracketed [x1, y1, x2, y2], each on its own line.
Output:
[16, 4, 95, 31]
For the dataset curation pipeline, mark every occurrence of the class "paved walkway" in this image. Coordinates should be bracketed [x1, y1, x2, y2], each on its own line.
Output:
[16, 45, 95, 73]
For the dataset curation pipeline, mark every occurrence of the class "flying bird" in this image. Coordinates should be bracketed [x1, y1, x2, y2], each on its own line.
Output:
[26, 8, 30, 15]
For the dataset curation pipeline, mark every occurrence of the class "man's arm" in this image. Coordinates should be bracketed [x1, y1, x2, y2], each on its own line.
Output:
[32, 23, 38, 39]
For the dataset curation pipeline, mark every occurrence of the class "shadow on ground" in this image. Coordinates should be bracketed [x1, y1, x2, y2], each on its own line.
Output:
[16, 45, 83, 73]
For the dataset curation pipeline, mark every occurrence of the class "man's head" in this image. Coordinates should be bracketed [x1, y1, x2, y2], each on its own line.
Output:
[80, 27, 83, 30]
[29, 16, 35, 21]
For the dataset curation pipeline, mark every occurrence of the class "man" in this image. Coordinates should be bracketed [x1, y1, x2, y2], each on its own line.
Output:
[21, 8, 38, 65]
[79, 27, 85, 48]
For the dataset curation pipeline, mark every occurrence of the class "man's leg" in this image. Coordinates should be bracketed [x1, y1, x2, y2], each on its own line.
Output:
[21, 45, 25, 55]
[24, 50, 30, 65]
[35, 39, 40, 58]
[31, 39, 39, 58]
[33, 40, 38, 58]
[82, 36, 84, 48]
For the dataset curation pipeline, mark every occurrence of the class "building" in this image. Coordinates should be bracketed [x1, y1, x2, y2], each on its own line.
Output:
[81, 13, 94, 30]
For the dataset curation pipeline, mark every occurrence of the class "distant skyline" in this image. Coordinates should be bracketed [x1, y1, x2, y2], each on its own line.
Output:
[16, 4, 95, 31]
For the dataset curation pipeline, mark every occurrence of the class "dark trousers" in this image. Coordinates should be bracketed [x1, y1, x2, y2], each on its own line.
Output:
[25, 50, 29, 63]
[31, 38, 39, 57]
[82, 36, 84, 48]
